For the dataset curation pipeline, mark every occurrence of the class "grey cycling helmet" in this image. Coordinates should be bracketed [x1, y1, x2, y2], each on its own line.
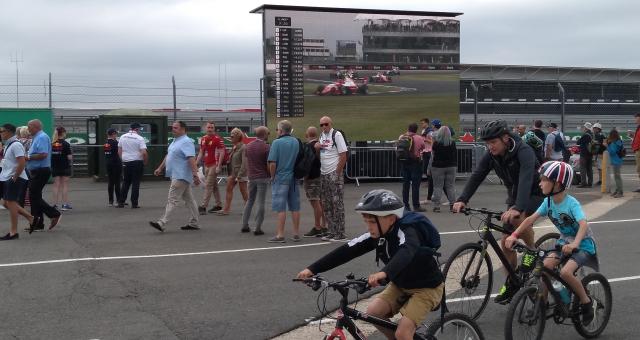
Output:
[355, 189, 405, 218]
[479, 120, 510, 140]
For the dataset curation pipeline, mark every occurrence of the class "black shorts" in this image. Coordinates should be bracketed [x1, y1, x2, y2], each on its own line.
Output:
[0, 178, 28, 202]
[52, 167, 71, 177]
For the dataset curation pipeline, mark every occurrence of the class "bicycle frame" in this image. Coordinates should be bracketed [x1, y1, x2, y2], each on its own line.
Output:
[533, 264, 581, 319]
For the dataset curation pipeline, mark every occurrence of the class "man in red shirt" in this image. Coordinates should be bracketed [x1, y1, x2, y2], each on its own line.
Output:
[196, 121, 226, 214]
[631, 113, 640, 192]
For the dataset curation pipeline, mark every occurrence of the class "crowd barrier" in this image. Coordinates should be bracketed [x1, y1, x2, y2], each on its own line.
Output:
[345, 143, 487, 186]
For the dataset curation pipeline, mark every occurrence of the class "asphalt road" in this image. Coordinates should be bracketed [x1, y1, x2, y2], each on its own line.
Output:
[0, 168, 638, 339]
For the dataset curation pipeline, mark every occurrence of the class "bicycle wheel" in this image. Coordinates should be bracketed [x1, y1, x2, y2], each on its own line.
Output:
[442, 242, 493, 320]
[421, 312, 485, 340]
[572, 272, 612, 338]
[533, 232, 560, 251]
[504, 286, 546, 340]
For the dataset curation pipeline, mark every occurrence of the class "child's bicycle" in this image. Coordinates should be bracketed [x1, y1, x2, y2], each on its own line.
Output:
[504, 240, 612, 340]
[443, 207, 560, 320]
[294, 274, 484, 340]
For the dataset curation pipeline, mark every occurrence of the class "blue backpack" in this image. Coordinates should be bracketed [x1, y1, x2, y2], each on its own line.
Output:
[399, 212, 441, 252]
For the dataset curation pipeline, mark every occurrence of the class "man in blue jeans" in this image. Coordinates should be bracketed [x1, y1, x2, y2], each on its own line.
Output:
[267, 120, 300, 243]
[398, 123, 426, 212]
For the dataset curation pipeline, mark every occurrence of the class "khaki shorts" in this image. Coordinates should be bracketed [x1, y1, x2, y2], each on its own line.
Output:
[303, 177, 321, 201]
[376, 282, 444, 326]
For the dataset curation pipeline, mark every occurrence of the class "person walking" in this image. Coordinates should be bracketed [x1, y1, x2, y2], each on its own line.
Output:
[430, 125, 457, 212]
[576, 122, 594, 188]
[104, 128, 122, 206]
[241, 126, 270, 235]
[398, 123, 426, 212]
[420, 118, 434, 201]
[217, 128, 248, 215]
[267, 120, 301, 243]
[631, 113, 640, 192]
[16, 126, 31, 208]
[317, 116, 348, 241]
[51, 126, 73, 210]
[149, 121, 201, 232]
[0, 124, 34, 240]
[545, 123, 564, 161]
[26, 119, 61, 232]
[604, 129, 625, 198]
[592, 123, 605, 185]
[197, 121, 225, 214]
[117, 122, 147, 208]
[302, 126, 327, 238]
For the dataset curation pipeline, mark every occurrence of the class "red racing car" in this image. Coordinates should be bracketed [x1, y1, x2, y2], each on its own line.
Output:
[315, 77, 368, 95]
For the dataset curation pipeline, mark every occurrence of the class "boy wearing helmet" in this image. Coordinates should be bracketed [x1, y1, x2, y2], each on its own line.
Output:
[452, 119, 544, 304]
[296, 189, 443, 340]
[505, 161, 597, 325]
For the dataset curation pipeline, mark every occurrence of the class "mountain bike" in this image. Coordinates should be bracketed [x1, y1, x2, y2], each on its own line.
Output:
[294, 274, 485, 340]
[442, 207, 560, 320]
[505, 241, 611, 340]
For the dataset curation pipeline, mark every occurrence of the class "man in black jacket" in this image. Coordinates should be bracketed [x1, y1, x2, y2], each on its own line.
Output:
[452, 120, 543, 304]
[296, 189, 443, 340]
[577, 122, 594, 188]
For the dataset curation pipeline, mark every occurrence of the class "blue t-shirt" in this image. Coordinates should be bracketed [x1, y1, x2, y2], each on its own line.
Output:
[165, 135, 196, 183]
[607, 140, 624, 166]
[27, 130, 52, 170]
[536, 195, 596, 254]
[267, 135, 299, 184]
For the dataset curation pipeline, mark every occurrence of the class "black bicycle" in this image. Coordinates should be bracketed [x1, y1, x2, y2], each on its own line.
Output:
[442, 207, 560, 320]
[505, 241, 611, 340]
[294, 274, 485, 340]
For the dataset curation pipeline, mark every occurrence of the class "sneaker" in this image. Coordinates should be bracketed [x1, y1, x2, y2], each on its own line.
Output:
[595, 181, 602, 185]
[290, 235, 301, 242]
[131, 205, 140, 209]
[253, 229, 265, 236]
[613, 192, 624, 198]
[321, 233, 335, 242]
[180, 225, 200, 230]
[208, 205, 223, 213]
[331, 234, 347, 242]
[0, 233, 19, 240]
[116, 203, 125, 208]
[413, 206, 427, 212]
[433, 207, 441, 213]
[108, 201, 114, 207]
[241, 226, 251, 233]
[268, 236, 285, 243]
[26, 224, 45, 234]
[580, 299, 595, 326]
[49, 215, 62, 230]
[303, 227, 325, 238]
[198, 206, 207, 215]
[494, 281, 519, 305]
[148, 221, 165, 232]
[61, 204, 73, 211]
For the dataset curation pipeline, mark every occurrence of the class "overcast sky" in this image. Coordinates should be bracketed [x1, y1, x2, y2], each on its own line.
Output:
[1, 0, 640, 85]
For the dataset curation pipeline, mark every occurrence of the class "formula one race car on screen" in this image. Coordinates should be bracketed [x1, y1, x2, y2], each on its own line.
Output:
[315, 77, 368, 95]
[368, 72, 393, 83]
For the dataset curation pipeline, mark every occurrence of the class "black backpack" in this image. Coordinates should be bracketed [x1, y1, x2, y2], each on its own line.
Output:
[396, 134, 415, 161]
[294, 138, 317, 179]
[553, 132, 566, 152]
[331, 129, 350, 158]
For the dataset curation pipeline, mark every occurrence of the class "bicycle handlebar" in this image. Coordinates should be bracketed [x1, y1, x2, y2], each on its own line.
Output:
[293, 275, 387, 294]
[462, 207, 504, 221]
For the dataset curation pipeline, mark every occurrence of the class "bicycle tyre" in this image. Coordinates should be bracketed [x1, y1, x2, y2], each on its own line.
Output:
[504, 286, 545, 340]
[442, 242, 493, 320]
[422, 312, 485, 340]
[533, 232, 560, 251]
[572, 272, 612, 338]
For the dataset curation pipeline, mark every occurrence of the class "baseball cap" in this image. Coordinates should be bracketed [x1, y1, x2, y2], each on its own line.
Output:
[130, 122, 141, 130]
[107, 128, 117, 135]
[547, 122, 558, 128]
[432, 119, 442, 128]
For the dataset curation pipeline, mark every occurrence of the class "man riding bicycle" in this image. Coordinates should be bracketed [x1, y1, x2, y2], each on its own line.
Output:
[296, 189, 443, 340]
[452, 120, 544, 304]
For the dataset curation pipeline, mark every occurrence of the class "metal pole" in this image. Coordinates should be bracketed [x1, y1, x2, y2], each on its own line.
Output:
[471, 81, 478, 140]
[558, 83, 565, 133]
[172, 75, 177, 121]
[259, 77, 265, 126]
[48, 72, 52, 108]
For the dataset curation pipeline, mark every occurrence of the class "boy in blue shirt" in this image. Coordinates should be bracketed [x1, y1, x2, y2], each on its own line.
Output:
[506, 160, 597, 325]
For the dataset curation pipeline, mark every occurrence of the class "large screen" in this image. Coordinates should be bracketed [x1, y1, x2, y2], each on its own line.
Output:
[253, 5, 462, 141]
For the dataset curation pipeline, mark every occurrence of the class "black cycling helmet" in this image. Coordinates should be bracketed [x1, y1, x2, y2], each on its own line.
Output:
[479, 120, 510, 141]
[355, 189, 405, 218]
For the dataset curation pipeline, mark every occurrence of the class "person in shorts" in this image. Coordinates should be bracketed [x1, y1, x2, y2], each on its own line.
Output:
[297, 189, 444, 340]
[506, 161, 597, 326]
[302, 126, 327, 237]
[51, 126, 73, 210]
[0, 124, 33, 240]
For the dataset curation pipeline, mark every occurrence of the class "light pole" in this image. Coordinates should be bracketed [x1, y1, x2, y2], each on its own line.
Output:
[470, 81, 493, 140]
[557, 83, 565, 133]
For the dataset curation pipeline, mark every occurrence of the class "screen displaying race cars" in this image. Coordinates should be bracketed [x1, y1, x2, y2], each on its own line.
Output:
[254, 5, 462, 141]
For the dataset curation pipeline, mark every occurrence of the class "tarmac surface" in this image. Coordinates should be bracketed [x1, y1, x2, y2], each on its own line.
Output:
[0, 167, 638, 339]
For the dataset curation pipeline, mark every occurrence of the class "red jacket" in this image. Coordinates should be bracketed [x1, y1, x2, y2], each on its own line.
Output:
[633, 126, 640, 152]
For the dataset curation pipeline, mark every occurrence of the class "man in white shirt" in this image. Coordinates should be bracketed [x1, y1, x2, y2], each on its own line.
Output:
[117, 122, 148, 208]
[316, 116, 348, 241]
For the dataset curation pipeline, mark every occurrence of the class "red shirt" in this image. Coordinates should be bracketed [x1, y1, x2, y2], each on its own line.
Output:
[633, 126, 640, 152]
[200, 134, 225, 166]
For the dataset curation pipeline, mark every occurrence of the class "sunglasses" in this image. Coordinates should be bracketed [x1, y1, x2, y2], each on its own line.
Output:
[319, 123, 329, 127]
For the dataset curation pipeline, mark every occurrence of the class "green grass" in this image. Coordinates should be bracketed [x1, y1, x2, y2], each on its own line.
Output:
[393, 73, 459, 82]
[266, 93, 459, 141]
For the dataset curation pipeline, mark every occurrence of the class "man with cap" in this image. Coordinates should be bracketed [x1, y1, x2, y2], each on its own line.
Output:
[577, 122, 594, 188]
[104, 128, 121, 206]
[117, 122, 148, 208]
[592, 123, 605, 185]
[545, 123, 564, 161]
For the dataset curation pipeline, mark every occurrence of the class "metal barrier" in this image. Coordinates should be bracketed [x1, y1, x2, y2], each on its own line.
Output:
[345, 143, 487, 186]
